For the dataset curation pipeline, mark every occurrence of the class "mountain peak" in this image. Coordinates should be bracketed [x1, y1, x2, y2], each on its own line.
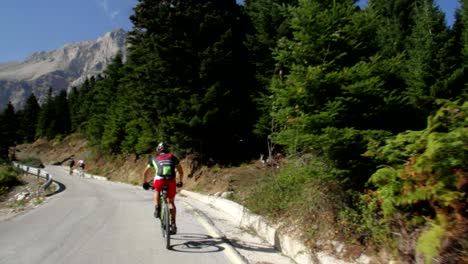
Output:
[0, 29, 128, 109]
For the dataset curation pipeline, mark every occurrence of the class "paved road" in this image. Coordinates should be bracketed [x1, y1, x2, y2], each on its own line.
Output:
[0, 165, 240, 264]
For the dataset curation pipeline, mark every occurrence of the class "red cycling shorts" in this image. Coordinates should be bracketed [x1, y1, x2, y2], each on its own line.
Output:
[153, 179, 177, 199]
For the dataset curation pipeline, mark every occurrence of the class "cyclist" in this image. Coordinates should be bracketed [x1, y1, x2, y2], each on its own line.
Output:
[142, 142, 184, 234]
[78, 160, 85, 177]
[78, 159, 85, 169]
[69, 158, 75, 175]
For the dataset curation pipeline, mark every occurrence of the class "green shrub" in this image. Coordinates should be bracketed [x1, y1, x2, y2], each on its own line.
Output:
[417, 215, 447, 264]
[338, 191, 395, 249]
[245, 153, 347, 240]
[19, 157, 44, 168]
[0, 165, 22, 194]
[365, 100, 468, 263]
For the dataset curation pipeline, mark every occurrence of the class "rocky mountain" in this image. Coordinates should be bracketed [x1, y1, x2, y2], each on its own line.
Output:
[0, 29, 128, 110]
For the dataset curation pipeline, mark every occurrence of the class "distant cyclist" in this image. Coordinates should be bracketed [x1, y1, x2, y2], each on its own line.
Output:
[69, 158, 75, 175]
[78, 160, 85, 177]
[142, 142, 184, 234]
[78, 160, 85, 169]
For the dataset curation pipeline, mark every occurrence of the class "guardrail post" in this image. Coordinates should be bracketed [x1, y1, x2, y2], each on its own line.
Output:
[13, 163, 54, 193]
[42, 173, 52, 190]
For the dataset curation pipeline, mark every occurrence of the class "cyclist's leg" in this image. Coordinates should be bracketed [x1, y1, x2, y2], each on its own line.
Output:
[168, 197, 176, 223]
[166, 180, 177, 233]
[168, 197, 177, 234]
[154, 180, 162, 207]
[153, 180, 162, 217]
[154, 190, 161, 212]
[166, 180, 177, 220]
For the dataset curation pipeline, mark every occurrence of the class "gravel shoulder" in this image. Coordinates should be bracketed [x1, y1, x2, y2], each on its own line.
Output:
[0, 173, 49, 221]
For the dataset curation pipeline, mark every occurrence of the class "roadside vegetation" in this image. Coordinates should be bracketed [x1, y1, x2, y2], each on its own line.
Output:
[242, 100, 467, 263]
[243, 154, 349, 250]
[18, 157, 44, 168]
[0, 163, 22, 195]
[1, 0, 467, 263]
[0, 163, 49, 216]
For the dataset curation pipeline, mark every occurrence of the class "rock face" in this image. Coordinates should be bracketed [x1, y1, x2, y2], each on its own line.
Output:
[0, 29, 128, 109]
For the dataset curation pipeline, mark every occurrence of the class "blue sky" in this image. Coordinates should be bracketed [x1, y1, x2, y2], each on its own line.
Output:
[0, 0, 461, 63]
[0, 0, 138, 62]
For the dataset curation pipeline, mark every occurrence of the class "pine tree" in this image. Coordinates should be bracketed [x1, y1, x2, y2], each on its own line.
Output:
[271, 0, 380, 136]
[18, 93, 41, 142]
[0, 102, 18, 159]
[53, 90, 71, 136]
[403, 0, 454, 128]
[128, 0, 257, 161]
[368, 0, 415, 57]
[456, 0, 468, 100]
[268, 0, 415, 187]
[462, 0, 468, 66]
[101, 62, 159, 155]
[368, 0, 463, 130]
[68, 86, 80, 132]
[244, 0, 299, 156]
[36, 88, 71, 139]
[36, 88, 55, 139]
[244, 0, 298, 87]
[69, 76, 97, 132]
[438, 9, 465, 101]
[85, 54, 125, 145]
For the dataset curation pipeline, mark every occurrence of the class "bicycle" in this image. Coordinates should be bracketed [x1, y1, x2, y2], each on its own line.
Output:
[143, 181, 182, 249]
[78, 167, 85, 178]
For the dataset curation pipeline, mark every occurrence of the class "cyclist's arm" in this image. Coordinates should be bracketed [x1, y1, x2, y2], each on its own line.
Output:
[143, 166, 150, 183]
[176, 164, 184, 183]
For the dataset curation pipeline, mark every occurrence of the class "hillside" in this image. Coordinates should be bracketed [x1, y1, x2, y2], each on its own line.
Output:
[13, 135, 269, 203]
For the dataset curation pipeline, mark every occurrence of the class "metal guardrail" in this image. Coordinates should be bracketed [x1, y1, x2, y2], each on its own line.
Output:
[12, 162, 53, 191]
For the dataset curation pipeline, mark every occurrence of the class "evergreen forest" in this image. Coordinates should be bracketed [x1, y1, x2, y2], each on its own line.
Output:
[1, 0, 467, 262]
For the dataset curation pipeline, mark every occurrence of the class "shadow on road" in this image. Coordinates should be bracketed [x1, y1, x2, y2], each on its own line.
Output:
[46, 180, 66, 197]
[169, 233, 226, 253]
[228, 239, 279, 254]
[168, 232, 278, 255]
[182, 206, 281, 255]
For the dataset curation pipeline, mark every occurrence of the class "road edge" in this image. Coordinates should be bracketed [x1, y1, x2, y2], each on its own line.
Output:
[181, 200, 248, 264]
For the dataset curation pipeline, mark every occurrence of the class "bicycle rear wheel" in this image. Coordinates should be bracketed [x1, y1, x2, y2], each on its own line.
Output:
[162, 202, 171, 249]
